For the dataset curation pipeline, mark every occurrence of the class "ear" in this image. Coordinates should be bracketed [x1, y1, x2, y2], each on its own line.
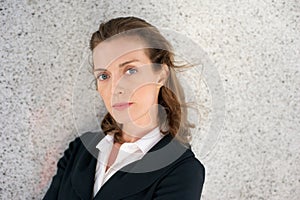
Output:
[157, 64, 169, 86]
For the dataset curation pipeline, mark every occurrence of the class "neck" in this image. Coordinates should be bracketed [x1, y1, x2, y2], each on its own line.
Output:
[121, 124, 159, 143]
[121, 112, 159, 143]
[118, 102, 161, 143]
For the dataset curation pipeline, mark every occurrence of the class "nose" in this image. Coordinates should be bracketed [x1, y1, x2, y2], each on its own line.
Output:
[111, 76, 125, 95]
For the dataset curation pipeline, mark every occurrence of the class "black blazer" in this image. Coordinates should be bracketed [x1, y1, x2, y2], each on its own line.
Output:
[43, 131, 205, 200]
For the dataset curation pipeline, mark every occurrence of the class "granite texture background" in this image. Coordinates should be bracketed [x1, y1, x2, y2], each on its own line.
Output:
[0, 0, 299, 199]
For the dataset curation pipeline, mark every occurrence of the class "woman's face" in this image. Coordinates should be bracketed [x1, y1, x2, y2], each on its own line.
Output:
[92, 36, 168, 127]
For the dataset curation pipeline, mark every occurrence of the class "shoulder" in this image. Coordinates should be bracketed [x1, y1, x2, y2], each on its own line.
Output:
[62, 131, 103, 155]
[153, 147, 205, 199]
[64, 132, 94, 150]
[169, 138, 205, 177]
[155, 138, 205, 182]
[70, 131, 103, 146]
[172, 148, 205, 179]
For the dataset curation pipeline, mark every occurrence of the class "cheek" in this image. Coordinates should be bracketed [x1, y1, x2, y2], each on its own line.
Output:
[131, 84, 158, 105]
[99, 89, 112, 108]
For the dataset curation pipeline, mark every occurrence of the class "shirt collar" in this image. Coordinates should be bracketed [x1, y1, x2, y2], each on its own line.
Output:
[95, 133, 114, 153]
[96, 126, 164, 155]
[134, 126, 164, 154]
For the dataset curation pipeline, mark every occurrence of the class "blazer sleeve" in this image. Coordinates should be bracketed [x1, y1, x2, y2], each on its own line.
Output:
[42, 137, 80, 200]
[153, 157, 205, 200]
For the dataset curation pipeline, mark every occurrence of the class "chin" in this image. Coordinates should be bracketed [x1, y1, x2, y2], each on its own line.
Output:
[110, 113, 132, 124]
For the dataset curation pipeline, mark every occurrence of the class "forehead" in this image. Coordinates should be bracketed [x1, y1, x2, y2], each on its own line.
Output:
[93, 36, 149, 70]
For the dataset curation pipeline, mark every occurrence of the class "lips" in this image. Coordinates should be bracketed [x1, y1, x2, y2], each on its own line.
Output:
[112, 102, 133, 111]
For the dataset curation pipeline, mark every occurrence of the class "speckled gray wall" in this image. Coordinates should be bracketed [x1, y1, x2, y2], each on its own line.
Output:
[1, 0, 299, 199]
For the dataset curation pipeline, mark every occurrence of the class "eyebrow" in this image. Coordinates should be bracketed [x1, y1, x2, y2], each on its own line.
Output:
[93, 59, 140, 72]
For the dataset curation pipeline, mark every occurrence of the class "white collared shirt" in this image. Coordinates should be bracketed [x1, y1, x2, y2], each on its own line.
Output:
[93, 126, 164, 197]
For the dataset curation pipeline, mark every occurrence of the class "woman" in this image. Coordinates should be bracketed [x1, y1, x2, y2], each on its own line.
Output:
[43, 16, 205, 200]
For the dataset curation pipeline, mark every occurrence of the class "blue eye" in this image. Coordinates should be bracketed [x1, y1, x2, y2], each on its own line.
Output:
[126, 68, 137, 75]
[97, 73, 109, 81]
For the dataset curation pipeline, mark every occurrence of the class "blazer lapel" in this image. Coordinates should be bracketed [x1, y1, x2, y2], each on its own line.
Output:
[94, 133, 193, 200]
[71, 132, 104, 200]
